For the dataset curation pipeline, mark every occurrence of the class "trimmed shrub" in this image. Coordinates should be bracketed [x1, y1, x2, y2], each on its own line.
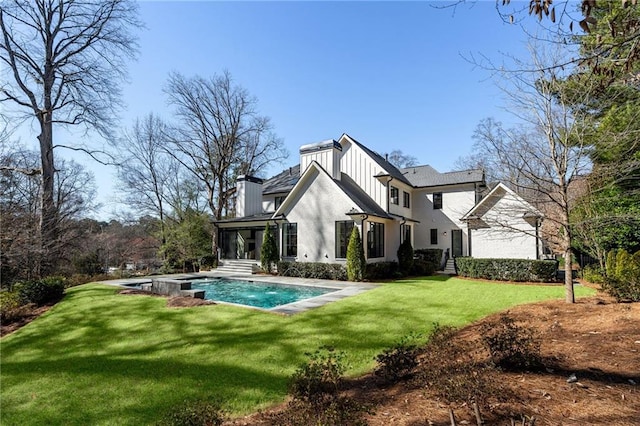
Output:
[414, 248, 443, 270]
[199, 254, 217, 270]
[481, 314, 542, 371]
[606, 248, 618, 278]
[346, 227, 366, 281]
[157, 399, 225, 426]
[260, 223, 279, 273]
[16, 276, 66, 306]
[277, 261, 347, 281]
[365, 261, 399, 281]
[455, 257, 558, 282]
[374, 332, 421, 383]
[0, 290, 32, 325]
[410, 259, 436, 277]
[396, 239, 414, 276]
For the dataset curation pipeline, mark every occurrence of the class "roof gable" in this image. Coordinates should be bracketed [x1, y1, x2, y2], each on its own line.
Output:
[462, 182, 542, 220]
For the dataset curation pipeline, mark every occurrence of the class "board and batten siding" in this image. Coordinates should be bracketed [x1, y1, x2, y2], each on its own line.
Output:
[339, 141, 387, 210]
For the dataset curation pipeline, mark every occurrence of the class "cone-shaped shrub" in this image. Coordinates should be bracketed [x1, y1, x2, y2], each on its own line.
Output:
[261, 223, 279, 273]
[346, 226, 366, 281]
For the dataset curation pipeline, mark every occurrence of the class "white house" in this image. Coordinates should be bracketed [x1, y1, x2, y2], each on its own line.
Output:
[215, 134, 542, 267]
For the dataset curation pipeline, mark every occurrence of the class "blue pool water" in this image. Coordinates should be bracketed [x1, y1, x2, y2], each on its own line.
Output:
[190, 279, 335, 309]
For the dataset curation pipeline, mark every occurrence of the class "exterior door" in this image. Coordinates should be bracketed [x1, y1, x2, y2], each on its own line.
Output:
[451, 229, 463, 257]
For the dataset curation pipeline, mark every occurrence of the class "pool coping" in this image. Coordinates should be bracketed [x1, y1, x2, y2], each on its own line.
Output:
[95, 271, 380, 314]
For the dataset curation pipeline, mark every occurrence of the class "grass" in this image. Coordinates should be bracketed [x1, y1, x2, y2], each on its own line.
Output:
[0, 275, 594, 425]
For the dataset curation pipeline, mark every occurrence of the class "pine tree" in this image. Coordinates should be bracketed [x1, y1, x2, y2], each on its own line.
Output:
[346, 227, 366, 281]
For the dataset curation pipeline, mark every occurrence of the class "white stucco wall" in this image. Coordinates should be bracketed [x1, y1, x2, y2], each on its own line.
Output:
[412, 184, 477, 255]
[236, 179, 263, 217]
[282, 167, 358, 263]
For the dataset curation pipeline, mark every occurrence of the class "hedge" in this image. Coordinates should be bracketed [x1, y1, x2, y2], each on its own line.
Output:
[414, 248, 443, 270]
[455, 257, 558, 282]
[277, 261, 347, 281]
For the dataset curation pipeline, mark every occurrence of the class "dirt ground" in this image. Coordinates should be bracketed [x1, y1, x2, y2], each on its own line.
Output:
[228, 288, 640, 426]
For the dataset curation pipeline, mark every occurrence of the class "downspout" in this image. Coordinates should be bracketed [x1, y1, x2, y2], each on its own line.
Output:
[386, 177, 394, 214]
[535, 217, 540, 260]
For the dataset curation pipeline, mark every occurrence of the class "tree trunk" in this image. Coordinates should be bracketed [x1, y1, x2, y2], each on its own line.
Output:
[564, 248, 575, 303]
[38, 112, 58, 277]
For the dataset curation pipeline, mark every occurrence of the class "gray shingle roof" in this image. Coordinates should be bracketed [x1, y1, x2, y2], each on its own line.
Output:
[336, 174, 392, 219]
[400, 165, 484, 188]
[262, 164, 300, 195]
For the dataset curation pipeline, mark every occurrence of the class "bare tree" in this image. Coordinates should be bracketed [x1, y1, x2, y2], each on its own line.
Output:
[470, 44, 597, 303]
[164, 71, 288, 254]
[387, 150, 418, 169]
[0, 0, 140, 275]
[115, 114, 180, 247]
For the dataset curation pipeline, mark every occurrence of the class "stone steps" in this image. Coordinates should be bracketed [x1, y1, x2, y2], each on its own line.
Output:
[216, 260, 258, 275]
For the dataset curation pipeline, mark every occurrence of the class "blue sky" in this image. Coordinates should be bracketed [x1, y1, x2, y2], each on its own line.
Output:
[16, 1, 541, 220]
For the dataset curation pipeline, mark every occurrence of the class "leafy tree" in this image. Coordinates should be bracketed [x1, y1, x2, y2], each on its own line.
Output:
[0, 0, 140, 276]
[162, 209, 212, 272]
[260, 223, 279, 273]
[346, 226, 366, 281]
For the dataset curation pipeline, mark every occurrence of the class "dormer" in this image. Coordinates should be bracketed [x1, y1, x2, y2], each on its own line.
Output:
[299, 139, 342, 180]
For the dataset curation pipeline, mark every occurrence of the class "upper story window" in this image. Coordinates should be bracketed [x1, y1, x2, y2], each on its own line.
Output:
[335, 220, 355, 259]
[403, 191, 410, 208]
[274, 195, 286, 210]
[367, 222, 385, 258]
[283, 223, 297, 257]
[433, 192, 443, 210]
[390, 186, 399, 205]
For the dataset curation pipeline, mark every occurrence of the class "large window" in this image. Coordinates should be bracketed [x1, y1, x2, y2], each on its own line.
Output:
[367, 222, 385, 258]
[335, 220, 355, 258]
[390, 186, 399, 205]
[283, 223, 297, 257]
[430, 228, 438, 245]
[403, 191, 410, 208]
[433, 192, 443, 210]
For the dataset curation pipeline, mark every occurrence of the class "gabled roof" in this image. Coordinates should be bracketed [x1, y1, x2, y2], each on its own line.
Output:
[400, 165, 484, 188]
[262, 164, 300, 195]
[273, 161, 392, 220]
[461, 182, 543, 221]
[340, 134, 412, 186]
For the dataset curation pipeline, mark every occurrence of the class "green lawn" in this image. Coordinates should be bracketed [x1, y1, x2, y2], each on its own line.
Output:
[0, 276, 594, 425]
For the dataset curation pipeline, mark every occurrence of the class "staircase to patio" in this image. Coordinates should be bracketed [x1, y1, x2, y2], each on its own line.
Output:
[442, 258, 457, 275]
[216, 260, 259, 275]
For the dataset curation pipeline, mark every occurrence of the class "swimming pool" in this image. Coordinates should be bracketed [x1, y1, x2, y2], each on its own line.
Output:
[190, 278, 335, 309]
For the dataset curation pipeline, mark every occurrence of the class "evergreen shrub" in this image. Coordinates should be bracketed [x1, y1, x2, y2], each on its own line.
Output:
[397, 239, 414, 275]
[277, 261, 347, 281]
[16, 276, 66, 306]
[346, 227, 365, 281]
[455, 257, 558, 282]
[602, 249, 640, 302]
[260, 223, 279, 273]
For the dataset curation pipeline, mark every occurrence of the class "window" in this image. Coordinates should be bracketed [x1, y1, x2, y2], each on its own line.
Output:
[274, 195, 286, 209]
[335, 221, 355, 258]
[283, 223, 297, 257]
[401, 224, 411, 244]
[433, 192, 443, 210]
[390, 186, 399, 205]
[367, 222, 385, 258]
[430, 228, 438, 245]
[403, 191, 410, 208]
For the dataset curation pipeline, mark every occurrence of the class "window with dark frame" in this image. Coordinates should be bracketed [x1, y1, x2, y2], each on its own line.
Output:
[403, 191, 410, 208]
[430, 228, 438, 245]
[367, 222, 385, 258]
[283, 223, 297, 257]
[274, 195, 286, 210]
[390, 186, 399, 205]
[433, 192, 443, 209]
[335, 220, 355, 258]
[401, 224, 411, 244]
